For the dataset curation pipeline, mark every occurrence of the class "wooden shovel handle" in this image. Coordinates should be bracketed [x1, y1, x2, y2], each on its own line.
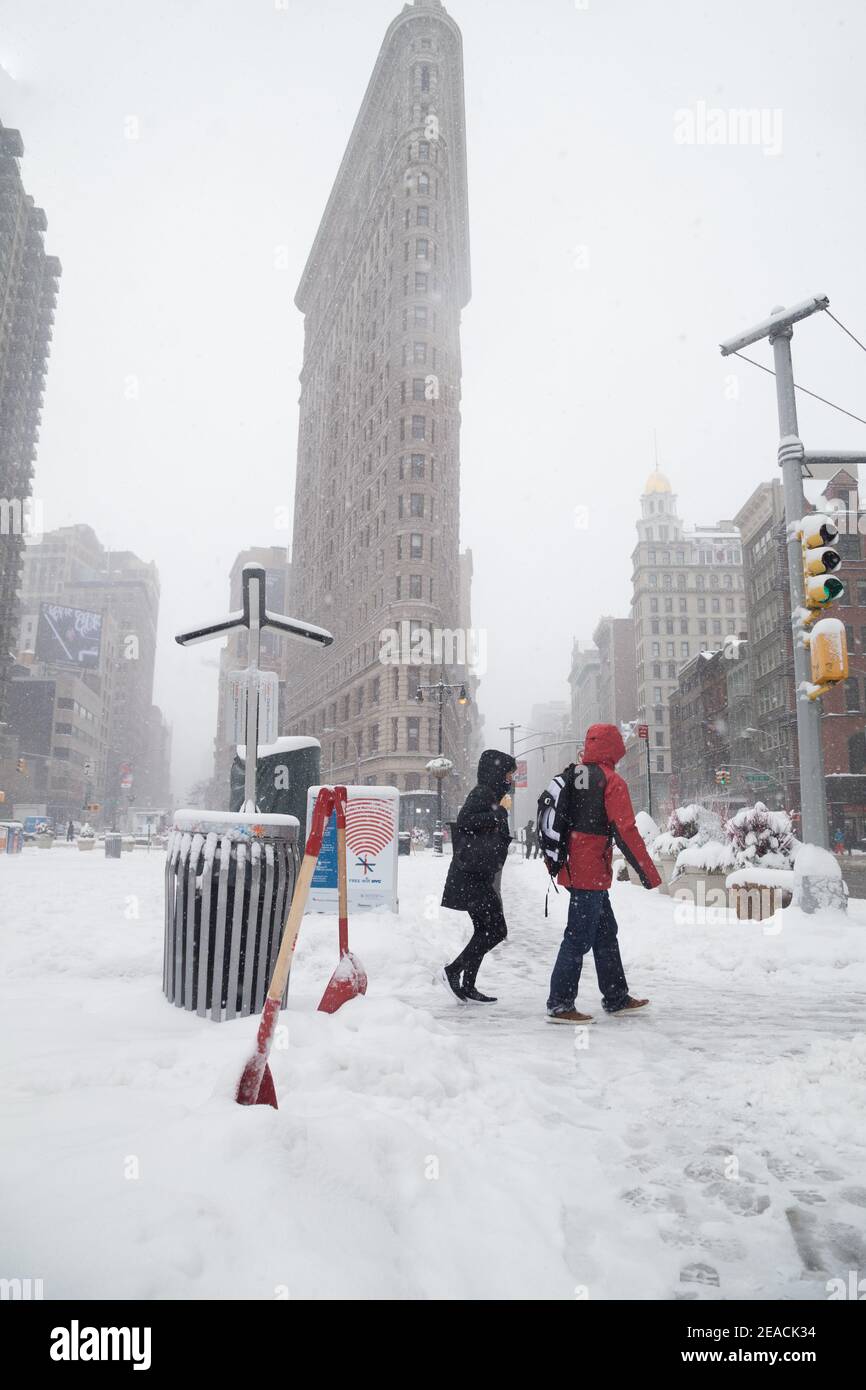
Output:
[266, 787, 334, 1003]
[335, 785, 348, 956]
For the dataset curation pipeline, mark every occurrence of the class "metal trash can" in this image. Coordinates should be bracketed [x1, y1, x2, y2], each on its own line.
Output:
[105, 833, 122, 859]
[398, 830, 411, 856]
[164, 810, 300, 1022]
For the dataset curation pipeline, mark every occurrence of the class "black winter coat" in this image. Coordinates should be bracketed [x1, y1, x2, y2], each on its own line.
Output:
[441, 748, 516, 911]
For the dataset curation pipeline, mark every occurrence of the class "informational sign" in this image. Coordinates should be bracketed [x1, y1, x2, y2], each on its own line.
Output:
[119, 762, 133, 790]
[637, 724, 649, 740]
[514, 759, 528, 789]
[228, 670, 279, 746]
[306, 785, 399, 913]
[35, 604, 102, 669]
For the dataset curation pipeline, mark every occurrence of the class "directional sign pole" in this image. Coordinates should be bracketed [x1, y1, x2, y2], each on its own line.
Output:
[175, 563, 333, 814]
[243, 573, 262, 814]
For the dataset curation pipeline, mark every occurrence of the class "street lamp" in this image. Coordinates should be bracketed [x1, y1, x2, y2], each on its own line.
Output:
[414, 675, 471, 854]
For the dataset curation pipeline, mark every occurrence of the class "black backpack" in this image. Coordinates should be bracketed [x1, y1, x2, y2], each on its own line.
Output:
[536, 765, 577, 883]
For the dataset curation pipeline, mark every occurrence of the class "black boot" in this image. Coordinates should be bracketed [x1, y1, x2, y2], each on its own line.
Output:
[462, 985, 497, 1003]
[441, 964, 465, 1000]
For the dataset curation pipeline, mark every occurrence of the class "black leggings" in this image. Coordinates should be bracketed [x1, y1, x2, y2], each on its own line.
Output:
[448, 889, 508, 988]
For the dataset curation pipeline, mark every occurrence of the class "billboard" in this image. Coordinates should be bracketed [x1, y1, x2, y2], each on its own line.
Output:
[36, 604, 103, 668]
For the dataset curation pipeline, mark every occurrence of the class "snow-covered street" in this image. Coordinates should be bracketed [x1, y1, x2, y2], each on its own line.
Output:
[2, 845, 866, 1301]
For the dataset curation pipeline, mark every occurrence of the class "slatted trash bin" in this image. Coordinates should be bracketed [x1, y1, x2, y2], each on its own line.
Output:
[105, 833, 122, 859]
[164, 810, 300, 1021]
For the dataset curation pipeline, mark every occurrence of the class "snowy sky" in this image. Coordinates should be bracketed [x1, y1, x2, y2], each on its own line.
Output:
[2, 0, 865, 798]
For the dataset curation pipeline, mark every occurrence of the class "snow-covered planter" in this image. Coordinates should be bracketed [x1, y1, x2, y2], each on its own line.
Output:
[725, 866, 794, 921]
[793, 843, 848, 914]
[656, 805, 726, 893]
[77, 836, 96, 852]
[35, 831, 54, 848]
[670, 838, 736, 900]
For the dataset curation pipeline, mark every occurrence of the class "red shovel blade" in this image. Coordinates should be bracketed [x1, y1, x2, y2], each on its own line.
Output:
[317, 952, 368, 1014]
[236, 996, 280, 1107]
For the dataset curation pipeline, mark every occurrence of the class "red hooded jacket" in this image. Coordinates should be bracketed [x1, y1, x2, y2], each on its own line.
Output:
[557, 723, 661, 892]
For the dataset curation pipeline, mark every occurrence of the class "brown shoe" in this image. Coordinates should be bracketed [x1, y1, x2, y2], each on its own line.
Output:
[608, 996, 649, 1014]
[547, 1009, 594, 1024]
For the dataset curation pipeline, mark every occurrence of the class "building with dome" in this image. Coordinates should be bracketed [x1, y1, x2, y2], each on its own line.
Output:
[619, 470, 748, 815]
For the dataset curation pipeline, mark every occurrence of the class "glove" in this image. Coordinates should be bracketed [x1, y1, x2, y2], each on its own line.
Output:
[500, 794, 512, 811]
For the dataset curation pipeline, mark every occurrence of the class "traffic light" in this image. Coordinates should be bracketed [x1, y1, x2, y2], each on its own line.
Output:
[16, 757, 27, 776]
[798, 511, 848, 698]
[715, 767, 730, 787]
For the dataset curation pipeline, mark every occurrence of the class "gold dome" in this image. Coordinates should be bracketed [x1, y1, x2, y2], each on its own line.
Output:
[644, 469, 672, 494]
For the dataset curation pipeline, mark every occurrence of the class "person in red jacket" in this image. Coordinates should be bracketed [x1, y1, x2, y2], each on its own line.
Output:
[547, 723, 661, 1024]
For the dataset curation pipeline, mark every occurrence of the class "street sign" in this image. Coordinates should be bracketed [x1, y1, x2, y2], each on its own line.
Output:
[637, 724, 648, 740]
[745, 772, 770, 784]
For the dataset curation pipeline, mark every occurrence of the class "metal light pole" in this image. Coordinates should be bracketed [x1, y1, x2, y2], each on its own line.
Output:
[720, 296, 829, 848]
[417, 675, 470, 854]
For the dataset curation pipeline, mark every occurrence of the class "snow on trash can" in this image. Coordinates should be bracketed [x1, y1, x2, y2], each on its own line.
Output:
[104, 833, 122, 859]
[164, 810, 300, 1021]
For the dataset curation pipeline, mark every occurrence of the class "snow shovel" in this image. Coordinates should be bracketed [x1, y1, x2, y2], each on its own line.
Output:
[236, 786, 334, 1107]
[317, 785, 368, 1013]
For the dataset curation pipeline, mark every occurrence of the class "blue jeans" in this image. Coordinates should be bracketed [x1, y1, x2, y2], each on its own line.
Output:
[547, 890, 630, 1014]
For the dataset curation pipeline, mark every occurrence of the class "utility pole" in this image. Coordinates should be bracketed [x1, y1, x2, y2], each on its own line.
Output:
[720, 296, 829, 849]
[720, 294, 866, 914]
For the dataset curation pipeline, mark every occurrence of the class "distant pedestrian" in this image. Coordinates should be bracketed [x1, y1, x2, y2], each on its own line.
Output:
[66, 820, 75, 842]
[833, 827, 845, 857]
[440, 748, 517, 1003]
[542, 724, 661, 1024]
[523, 819, 536, 859]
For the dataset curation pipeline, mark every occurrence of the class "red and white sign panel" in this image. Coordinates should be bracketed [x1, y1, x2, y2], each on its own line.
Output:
[637, 724, 649, 740]
[306, 784, 399, 913]
[515, 759, 528, 789]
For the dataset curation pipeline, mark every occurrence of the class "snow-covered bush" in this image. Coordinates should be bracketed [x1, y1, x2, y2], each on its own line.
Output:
[675, 838, 736, 875]
[724, 802, 795, 870]
[654, 804, 724, 858]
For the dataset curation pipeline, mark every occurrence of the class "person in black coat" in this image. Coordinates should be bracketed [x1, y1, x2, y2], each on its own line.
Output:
[523, 819, 536, 858]
[440, 748, 517, 1003]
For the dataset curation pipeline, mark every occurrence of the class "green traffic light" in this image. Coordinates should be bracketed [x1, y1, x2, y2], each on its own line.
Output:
[822, 577, 844, 602]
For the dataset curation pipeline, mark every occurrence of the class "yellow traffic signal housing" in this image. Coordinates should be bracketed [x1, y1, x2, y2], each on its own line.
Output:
[807, 617, 848, 699]
[798, 513, 844, 614]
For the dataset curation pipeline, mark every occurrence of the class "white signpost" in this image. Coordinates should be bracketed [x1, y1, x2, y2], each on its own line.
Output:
[306, 784, 399, 914]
